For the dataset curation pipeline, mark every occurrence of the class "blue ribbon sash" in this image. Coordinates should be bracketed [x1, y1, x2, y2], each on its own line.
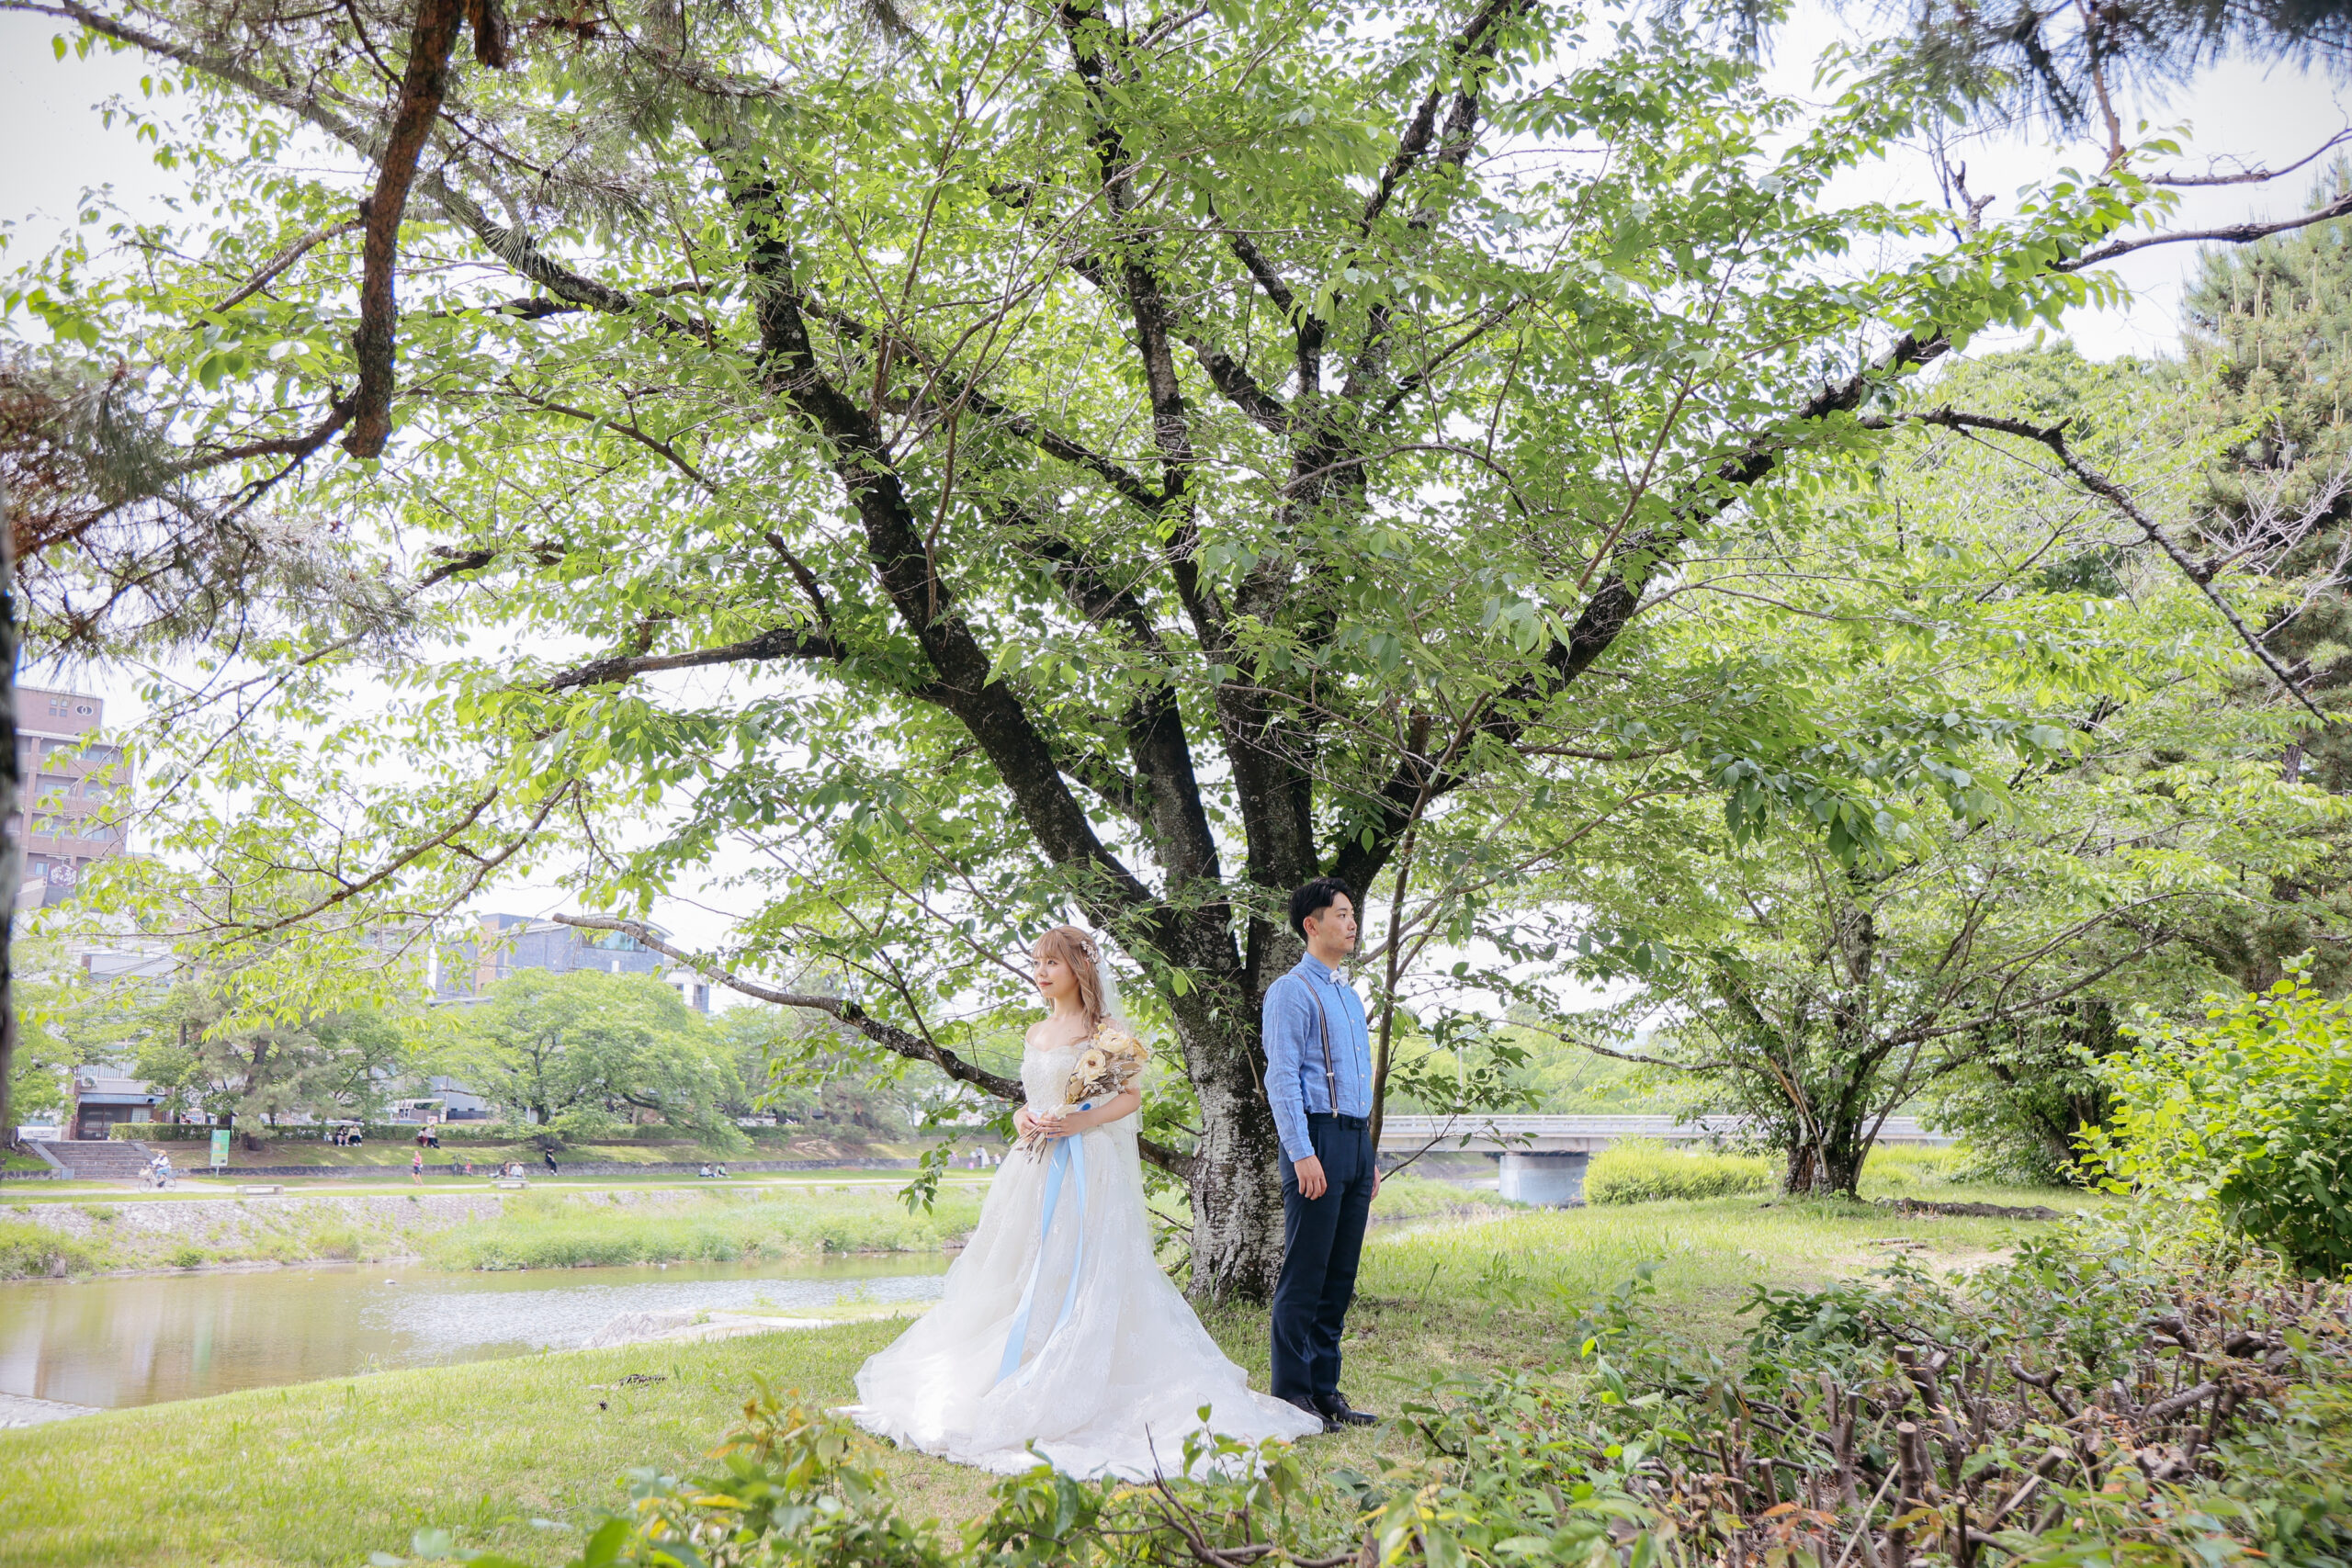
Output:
[994, 1117, 1090, 1387]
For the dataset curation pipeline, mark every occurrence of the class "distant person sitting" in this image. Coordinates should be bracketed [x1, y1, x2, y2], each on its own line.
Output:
[698, 1164, 714, 1179]
[543, 1150, 559, 1178]
[714, 1164, 728, 1179]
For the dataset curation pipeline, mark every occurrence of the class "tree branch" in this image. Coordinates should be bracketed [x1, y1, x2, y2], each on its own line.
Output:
[198, 219, 366, 319]
[2056, 185, 2352, 271]
[344, 0, 469, 458]
[2149, 130, 2352, 187]
[539, 623, 846, 692]
[1897, 407, 2333, 724]
[549, 915, 1195, 1175]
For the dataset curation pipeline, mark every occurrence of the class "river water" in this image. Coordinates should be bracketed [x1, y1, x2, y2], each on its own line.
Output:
[0, 1255, 951, 1411]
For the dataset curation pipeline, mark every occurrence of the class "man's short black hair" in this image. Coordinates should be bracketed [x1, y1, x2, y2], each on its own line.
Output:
[1289, 875, 1355, 939]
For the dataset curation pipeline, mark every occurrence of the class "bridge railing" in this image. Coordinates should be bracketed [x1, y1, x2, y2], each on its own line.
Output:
[1376, 1113, 1951, 1152]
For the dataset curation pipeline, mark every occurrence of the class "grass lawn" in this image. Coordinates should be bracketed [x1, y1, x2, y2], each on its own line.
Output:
[0, 1187, 2094, 1568]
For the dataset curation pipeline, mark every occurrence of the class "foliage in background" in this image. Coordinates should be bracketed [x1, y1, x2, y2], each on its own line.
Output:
[1916, 998, 2123, 1185]
[13, 0, 2339, 1298]
[426, 970, 747, 1151]
[129, 990, 413, 1134]
[1552, 344, 2346, 1196]
[2162, 163, 2352, 1000]
[2087, 956, 2352, 1276]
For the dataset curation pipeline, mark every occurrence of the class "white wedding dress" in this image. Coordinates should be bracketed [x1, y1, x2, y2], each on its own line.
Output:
[844, 1038, 1324, 1478]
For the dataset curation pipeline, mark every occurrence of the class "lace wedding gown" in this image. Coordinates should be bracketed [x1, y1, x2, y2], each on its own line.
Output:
[844, 1036, 1324, 1478]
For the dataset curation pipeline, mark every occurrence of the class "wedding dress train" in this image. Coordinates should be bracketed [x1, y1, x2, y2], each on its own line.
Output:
[844, 1039, 1324, 1478]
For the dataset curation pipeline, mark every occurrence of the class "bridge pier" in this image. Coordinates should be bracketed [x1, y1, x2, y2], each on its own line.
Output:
[1497, 1151, 1587, 1207]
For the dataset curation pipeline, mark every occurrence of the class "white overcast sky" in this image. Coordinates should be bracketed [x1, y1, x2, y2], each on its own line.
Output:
[1, 4, 2346, 974]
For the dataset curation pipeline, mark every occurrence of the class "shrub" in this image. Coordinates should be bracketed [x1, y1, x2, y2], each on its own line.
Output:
[380, 1383, 1673, 1568]
[167, 1245, 208, 1269]
[0, 1219, 100, 1279]
[2087, 956, 2352, 1275]
[1583, 1137, 1772, 1203]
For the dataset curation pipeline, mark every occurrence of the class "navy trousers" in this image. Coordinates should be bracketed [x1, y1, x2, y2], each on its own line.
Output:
[1270, 1115, 1375, 1408]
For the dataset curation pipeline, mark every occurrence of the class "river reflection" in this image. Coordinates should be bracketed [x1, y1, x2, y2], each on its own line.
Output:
[0, 1255, 949, 1410]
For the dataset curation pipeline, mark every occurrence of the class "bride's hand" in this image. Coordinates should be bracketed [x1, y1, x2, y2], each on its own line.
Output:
[1029, 1109, 1069, 1140]
[1013, 1107, 1038, 1138]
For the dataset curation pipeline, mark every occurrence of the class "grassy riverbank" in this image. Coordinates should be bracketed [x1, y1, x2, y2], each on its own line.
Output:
[420, 1188, 985, 1269]
[0, 1188, 2092, 1567]
[0, 1185, 994, 1279]
[0, 1172, 1497, 1280]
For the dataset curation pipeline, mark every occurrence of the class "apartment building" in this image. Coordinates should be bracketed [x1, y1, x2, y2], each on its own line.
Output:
[435, 913, 713, 1013]
[14, 687, 128, 908]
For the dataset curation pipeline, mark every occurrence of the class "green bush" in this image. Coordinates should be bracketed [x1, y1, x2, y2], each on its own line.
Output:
[2088, 956, 2352, 1275]
[1583, 1138, 1772, 1203]
[0, 1219, 100, 1279]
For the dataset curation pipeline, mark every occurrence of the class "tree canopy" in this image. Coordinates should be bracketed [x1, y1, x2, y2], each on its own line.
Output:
[4, 0, 2347, 1286]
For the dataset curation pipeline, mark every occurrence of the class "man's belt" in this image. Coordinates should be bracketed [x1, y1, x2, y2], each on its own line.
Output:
[1308, 1112, 1370, 1131]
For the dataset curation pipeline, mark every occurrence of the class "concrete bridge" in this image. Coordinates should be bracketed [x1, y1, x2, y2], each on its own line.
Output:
[1376, 1113, 1952, 1204]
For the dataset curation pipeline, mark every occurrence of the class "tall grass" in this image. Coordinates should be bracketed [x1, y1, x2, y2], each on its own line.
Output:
[0, 1218, 104, 1279]
[1854, 1143, 1971, 1194]
[1584, 1139, 1773, 1204]
[420, 1189, 983, 1270]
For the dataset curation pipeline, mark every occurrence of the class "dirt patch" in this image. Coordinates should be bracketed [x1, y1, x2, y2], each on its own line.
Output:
[1875, 1198, 2064, 1220]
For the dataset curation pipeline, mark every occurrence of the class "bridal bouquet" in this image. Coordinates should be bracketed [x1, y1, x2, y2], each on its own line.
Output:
[1018, 1024, 1149, 1157]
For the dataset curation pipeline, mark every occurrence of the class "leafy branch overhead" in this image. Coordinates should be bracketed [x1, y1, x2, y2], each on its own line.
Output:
[8, 0, 2349, 1291]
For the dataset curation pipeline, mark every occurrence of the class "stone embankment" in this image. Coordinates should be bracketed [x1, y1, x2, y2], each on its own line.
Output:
[7, 1191, 509, 1273]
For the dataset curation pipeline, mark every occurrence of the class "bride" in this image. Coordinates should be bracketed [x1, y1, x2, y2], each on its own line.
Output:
[845, 926, 1325, 1478]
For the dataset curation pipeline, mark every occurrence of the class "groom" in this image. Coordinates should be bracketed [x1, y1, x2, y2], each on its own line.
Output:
[1263, 876, 1380, 1432]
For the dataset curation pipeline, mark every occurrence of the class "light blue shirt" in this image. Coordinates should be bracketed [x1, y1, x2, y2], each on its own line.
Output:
[1262, 955, 1374, 1163]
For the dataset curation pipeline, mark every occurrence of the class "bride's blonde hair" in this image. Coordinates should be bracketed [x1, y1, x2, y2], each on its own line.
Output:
[1033, 925, 1110, 1024]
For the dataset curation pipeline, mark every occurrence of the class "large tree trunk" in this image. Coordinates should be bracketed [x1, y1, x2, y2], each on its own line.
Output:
[1784, 1111, 1872, 1198]
[1185, 1039, 1286, 1302]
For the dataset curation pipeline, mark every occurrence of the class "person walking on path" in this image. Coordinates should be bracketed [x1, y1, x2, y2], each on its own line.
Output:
[1263, 876, 1381, 1433]
[411, 1148, 424, 1186]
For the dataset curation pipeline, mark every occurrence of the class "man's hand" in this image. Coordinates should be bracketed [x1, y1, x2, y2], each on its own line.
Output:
[1293, 1155, 1328, 1200]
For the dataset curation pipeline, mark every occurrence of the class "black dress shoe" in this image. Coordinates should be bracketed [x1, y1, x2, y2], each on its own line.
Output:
[1317, 1393, 1378, 1427]
[1284, 1396, 1338, 1433]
